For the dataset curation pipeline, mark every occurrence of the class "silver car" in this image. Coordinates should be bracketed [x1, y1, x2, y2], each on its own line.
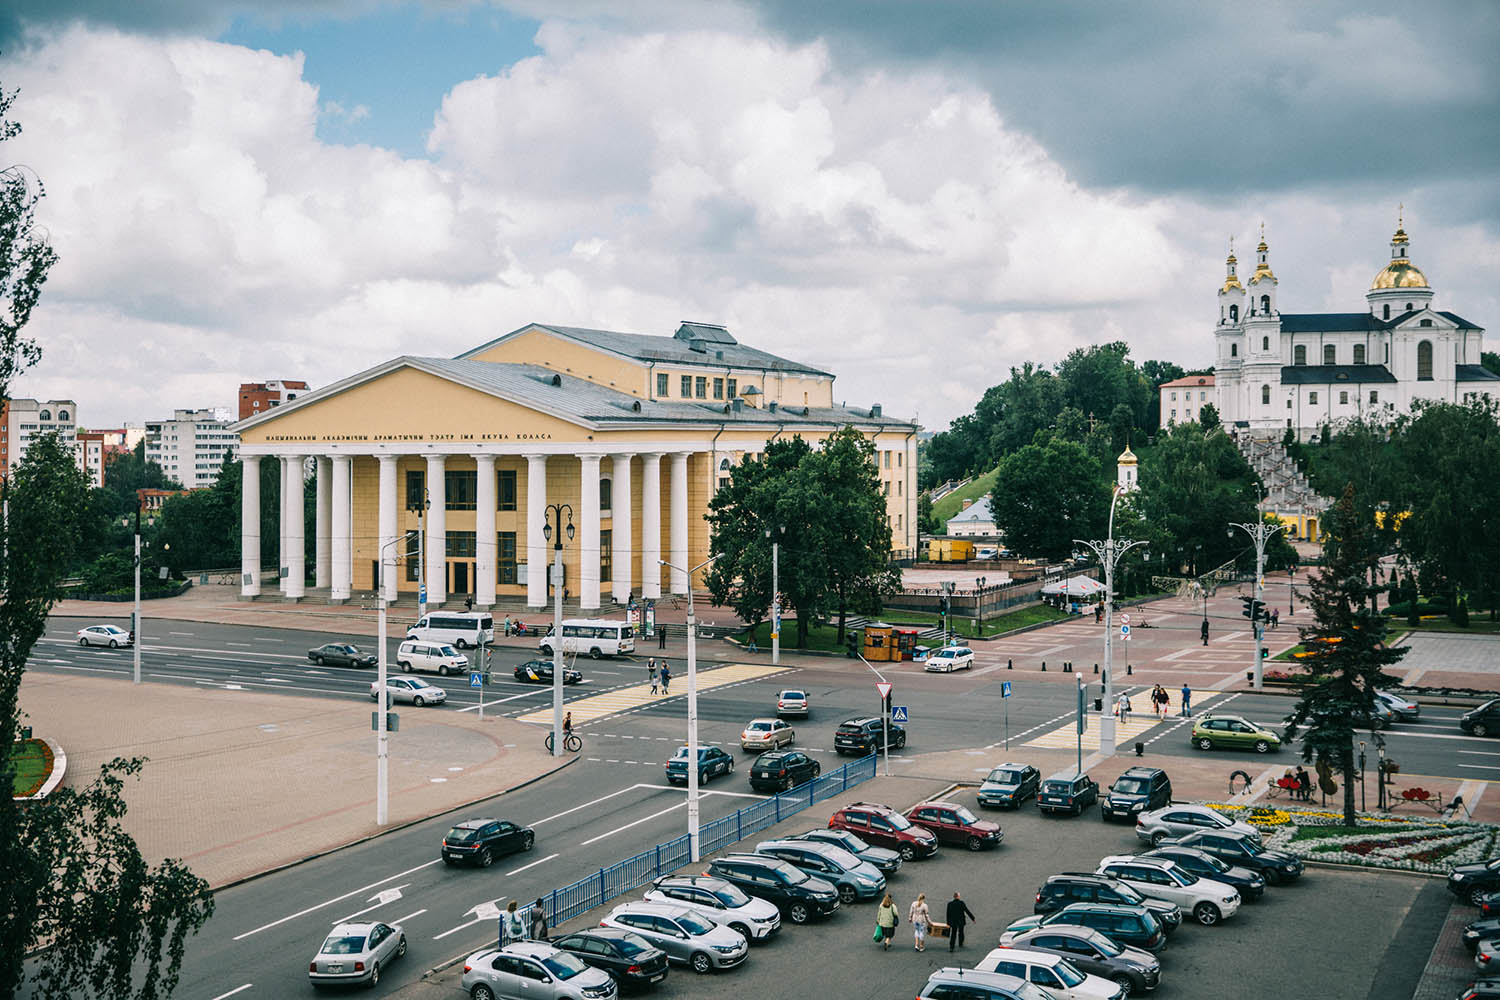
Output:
[462, 942, 617, 1000]
[76, 624, 132, 648]
[740, 717, 796, 752]
[1135, 804, 1261, 847]
[754, 839, 886, 904]
[308, 920, 406, 988]
[643, 875, 782, 942]
[1376, 689, 1420, 721]
[601, 901, 748, 974]
[369, 676, 448, 706]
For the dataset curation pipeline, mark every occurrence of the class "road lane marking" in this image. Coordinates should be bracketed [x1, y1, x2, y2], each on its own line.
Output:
[530, 783, 671, 826]
[232, 859, 442, 940]
[169, 631, 195, 636]
[390, 908, 428, 925]
[1459, 750, 1500, 757]
[333, 885, 410, 924]
[515, 663, 788, 725]
[455, 689, 548, 713]
[506, 852, 559, 877]
[252, 637, 284, 642]
[209, 985, 252, 1000]
[1458, 764, 1500, 771]
[580, 802, 687, 846]
[433, 897, 506, 940]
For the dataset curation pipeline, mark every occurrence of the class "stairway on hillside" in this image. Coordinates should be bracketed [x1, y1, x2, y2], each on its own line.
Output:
[1233, 434, 1324, 514]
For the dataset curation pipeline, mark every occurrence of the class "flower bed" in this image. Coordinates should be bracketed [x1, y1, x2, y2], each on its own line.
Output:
[10, 738, 53, 798]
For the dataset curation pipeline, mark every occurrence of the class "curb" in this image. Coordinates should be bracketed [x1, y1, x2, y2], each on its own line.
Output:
[13, 737, 67, 802]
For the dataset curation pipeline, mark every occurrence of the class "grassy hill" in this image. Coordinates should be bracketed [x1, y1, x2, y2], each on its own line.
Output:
[930, 467, 999, 531]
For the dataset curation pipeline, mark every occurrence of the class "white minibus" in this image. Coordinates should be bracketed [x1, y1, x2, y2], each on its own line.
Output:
[406, 612, 494, 648]
[538, 619, 637, 658]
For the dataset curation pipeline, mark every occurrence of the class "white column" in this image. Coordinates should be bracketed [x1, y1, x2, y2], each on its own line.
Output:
[314, 457, 332, 589]
[285, 455, 306, 599]
[426, 455, 447, 605]
[526, 454, 548, 608]
[669, 451, 689, 594]
[641, 453, 662, 599]
[378, 456, 398, 603]
[611, 454, 633, 604]
[278, 456, 290, 593]
[331, 456, 352, 601]
[476, 455, 497, 608]
[580, 453, 602, 609]
[240, 455, 261, 597]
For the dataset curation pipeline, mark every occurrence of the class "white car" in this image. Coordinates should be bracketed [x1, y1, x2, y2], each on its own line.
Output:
[76, 624, 132, 648]
[776, 689, 810, 718]
[975, 947, 1125, 1000]
[308, 921, 406, 988]
[924, 646, 974, 673]
[370, 676, 448, 707]
[1097, 855, 1240, 926]
[643, 875, 782, 942]
[1135, 804, 1262, 846]
[740, 718, 795, 752]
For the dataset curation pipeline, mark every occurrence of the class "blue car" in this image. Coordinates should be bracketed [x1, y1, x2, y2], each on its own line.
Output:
[665, 745, 735, 785]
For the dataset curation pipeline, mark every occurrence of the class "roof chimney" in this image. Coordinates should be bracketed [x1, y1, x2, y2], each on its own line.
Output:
[768, 400, 778, 413]
[961, 499, 973, 510]
[731, 398, 743, 413]
[871, 403, 882, 418]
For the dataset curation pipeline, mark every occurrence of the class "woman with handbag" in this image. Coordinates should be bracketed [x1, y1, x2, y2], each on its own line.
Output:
[908, 893, 931, 952]
[875, 893, 897, 951]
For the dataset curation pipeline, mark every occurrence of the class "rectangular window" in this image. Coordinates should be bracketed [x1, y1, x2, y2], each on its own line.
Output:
[1200, 391, 1207, 401]
[1170, 409, 1176, 419]
[897, 480, 903, 496]
[713, 378, 724, 399]
[1353, 344, 1366, 365]
[726, 378, 737, 398]
[656, 373, 668, 396]
[445, 470, 478, 510]
[1369, 391, 1379, 404]
[600, 478, 612, 511]
[718, 477, 730, 490]
[1309, 391, 1318, 405]
[1324, 344, 1336, 365]
[883, 482, 890, 496]
[405, 470, 425, 510]
[497, 470, 517, 511]
[1339, 391, 1349, 405]
[497, 532, 517, 584]
[1169, 391, 1177, 400]
[1294, 345, 1306, 365]
[681, 375, 692, 397]
[599, 529, 612, 583]
[897, 452, 902, 466]
[446, 531, 476, 558]
[695, 376, 707, 398]
[404, 530, 421, 581]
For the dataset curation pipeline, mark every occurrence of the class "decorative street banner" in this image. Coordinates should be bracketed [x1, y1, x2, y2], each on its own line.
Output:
[644, 600, 656, 638]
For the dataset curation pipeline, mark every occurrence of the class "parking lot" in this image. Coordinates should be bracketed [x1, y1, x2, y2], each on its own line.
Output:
[405, 775, 1446, 1000]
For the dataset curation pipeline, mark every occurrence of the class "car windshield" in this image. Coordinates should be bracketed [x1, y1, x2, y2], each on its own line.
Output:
[1163, 865, 1197, 885]
[1086, 931, 1123, 957]
[1010, 982, 1053, 1000]
[1043, 781, 1073, 793]
[445, 826, 478, 842]
[952, 806, 980, 824]
[1113, 777, 1150, 795]
[782, 691, 805, 700]
[884, 812, 913, 831]
[1487, 858, 1500, 873]
[819, 845, 861, 870]
[439, 645, 459, 656]
[613, 933, 651, 956]
[1235, 838, 1264, 856]
[541, 952, 589, 980]
[748, 722, 772, 732]
[775, 862, 809, 884]
[834, 831, 871, 852]
[1112, 882, 1145, 903]
[1202, 810, 1232, 828]
[319, 933, 367, 955]
[676, 912, 716, 935]
[709, 883, 751, 906]
[1054, 960, 1086, 987]
[988, 769, 1024, 784]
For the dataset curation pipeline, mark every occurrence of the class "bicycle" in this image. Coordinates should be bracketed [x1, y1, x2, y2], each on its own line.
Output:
[545, 731, 582, 753]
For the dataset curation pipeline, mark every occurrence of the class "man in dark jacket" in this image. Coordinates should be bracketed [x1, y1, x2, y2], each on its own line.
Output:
[945, 892, 975, 951]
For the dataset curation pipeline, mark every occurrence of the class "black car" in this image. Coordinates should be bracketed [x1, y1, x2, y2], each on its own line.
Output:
[1461, 701, 1500, 737]
[1146, 845, 1266, 901]
[514, 659, 583, 685]
[550, 927, 669, 992]
[834, 717, 906, 756]
[706, 853, 841, 924]
[1038, 770, 1100, 816]
[1034, 872, 1182, 931]
[1100, 766, 1172, 822]
[440, 818, 535, 867]
[1166, 830, 1304, 884]
[1450, 858, 1500, 905]
[1022, 902, 1167, 952]
[1465, 917, 1500, 952]
[749, 750, 821, 792]
[1002, 926, 1161, 995]
[788, 827, 903, 875]
[307, 643, 377, 668]
[977, 762, 1042, 809]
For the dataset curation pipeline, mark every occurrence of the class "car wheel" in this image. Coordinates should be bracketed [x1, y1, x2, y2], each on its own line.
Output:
[1264, 868, 1283, 886]
[838, 884, 857, 905]
[395, 935, 406, 959]
[691, 951, 713, 974]
[1472, 886, 1491, 906]
[727, 759, 735, 773]
[812, 764, 821, 779]
[478, 848, 493, 868]
[1197, 737, 1214, 751]
[1193, 902, 1221, 926]
[108, 639, 119, 649]
[1112, 974, 1135, 995]
[438, 665, 450, 677]
[589, 647, 602, 659]
[522, 831, 534, 851]
[899, 844, 916, 862]
[1254, 740, 1271, 753]
[730, 922, 751, 941]
[413, 696, 425, 707]
[788, 902, 811, 925]
[78, 637, 89, 646]
[1151, 831, 1167, 846]
[898, 735, 907, 749]
[783, 778, 794, 792]
[312, 655, 323, 664]
[399, 661, 412, 672]
[1475, 723, 1490, 738]
[455, 639, 469, 649]
[471, 986, 497, 1000]
[368, 961, 380, 988]
[966, 835, 984, 852]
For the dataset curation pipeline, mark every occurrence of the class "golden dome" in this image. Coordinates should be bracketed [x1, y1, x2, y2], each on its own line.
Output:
[1220, 275, 1243, 293]
[1370, 258, 1428, 289]
[1117, 445, 1138, 466]
[1250, 262, 1275, 283]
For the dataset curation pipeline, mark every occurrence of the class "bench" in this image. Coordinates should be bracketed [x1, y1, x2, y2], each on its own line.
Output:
[1389, 787, 1446, 814]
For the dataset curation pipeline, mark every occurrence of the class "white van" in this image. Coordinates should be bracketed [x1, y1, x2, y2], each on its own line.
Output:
[538, 619, 636, 659]
[406, 612, 494, 649]
[396, 640, 470, 676]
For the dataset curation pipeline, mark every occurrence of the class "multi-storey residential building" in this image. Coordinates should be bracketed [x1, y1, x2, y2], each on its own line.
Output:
[239, 380, 310, 421]
[145, 408, 238, 488]
[3, 398, 78, 474]
[1159, 374, 1216, 427]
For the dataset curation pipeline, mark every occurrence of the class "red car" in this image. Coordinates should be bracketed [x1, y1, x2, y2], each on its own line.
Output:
[826, 801, 938, 862]
[904, 800, 1004, 851]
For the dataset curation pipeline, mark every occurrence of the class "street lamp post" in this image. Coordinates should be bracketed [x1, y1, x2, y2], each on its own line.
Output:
[660, 553, 723, 862]
[133, 508, 142, 685]
[1075, 486, 1148, 757]
[374, 533, 406, 826]
[542, 504, 575, 758]
[1229, 509, 1285, 692]
[409, 490, 431, 618]
[765, 526, 784, 665]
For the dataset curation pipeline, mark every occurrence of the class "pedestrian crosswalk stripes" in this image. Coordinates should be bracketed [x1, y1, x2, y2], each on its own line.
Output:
[1024, 691, 1223, 750]
[515, 662, 790, 725]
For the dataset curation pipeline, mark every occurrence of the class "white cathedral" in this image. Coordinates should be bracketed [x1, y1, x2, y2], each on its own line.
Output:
[1213, 219, 1496, 439]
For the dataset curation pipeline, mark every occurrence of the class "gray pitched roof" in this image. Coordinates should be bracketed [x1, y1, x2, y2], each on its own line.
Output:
[947, 497, 993, 523]
[1439, 311, 1483, 330]
[1279, 313, 1387, 333]
[458, 322, 834, 377]
[1279, 364, 1398, 385]
[1457, 365, 1500, 382]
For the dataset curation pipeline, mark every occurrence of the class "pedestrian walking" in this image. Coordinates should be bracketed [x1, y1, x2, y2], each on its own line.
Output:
[530, 898, 549, 941]
[1201, 619, 1210, 646]
[908, 893, 930, 952]
[1180, 682, 1192, 717]
[1271, 608, 1280, 630]
[1156, 685, 1170, 719]
[660, 662, 671, 694]
[648, 657, 658, 693]
[1116, 693, 1131, 723]
[945, 892, 975, 952]
[502, 900, 527, 945]
[875, 893, 897, 950]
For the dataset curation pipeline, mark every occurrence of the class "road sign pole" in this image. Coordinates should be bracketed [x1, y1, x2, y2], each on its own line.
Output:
[875, 681, 893, 778]
[1005, 698, 1010, 751]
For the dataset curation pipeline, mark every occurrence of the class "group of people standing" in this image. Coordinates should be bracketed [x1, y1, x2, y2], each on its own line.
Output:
[646, 657, 672, 694]
[499, 898, 550, 946]
[875, 892, 975, 953]
[1115, 683, 1194, 722]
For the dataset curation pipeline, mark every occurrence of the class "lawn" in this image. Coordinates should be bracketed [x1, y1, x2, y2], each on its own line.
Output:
[1387, 617, 1500, 635]
[884, 603, 1071, 637]
[734, 621, 851, 654]
[10, 738, 52, 798]
[929, 466, 999, 528]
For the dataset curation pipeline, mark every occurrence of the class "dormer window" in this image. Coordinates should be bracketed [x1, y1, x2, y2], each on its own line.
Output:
[1420, 319, 1432, 327]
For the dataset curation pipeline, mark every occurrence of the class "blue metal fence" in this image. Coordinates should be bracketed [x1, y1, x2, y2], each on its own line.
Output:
[539, 753, 877, 927]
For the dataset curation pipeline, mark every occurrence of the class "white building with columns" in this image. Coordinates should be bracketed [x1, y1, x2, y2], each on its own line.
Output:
[232, 321, 919, 609]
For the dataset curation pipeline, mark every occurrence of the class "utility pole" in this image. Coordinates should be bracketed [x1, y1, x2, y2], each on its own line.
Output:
[544, 504, 574, 758]
[766, 525, 784, 665]
[1075, 486, 1147, 757]
[661, 553, 723, 861]
[133, 506, 142, 684]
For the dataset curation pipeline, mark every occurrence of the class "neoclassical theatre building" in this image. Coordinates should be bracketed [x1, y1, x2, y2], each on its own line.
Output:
[234, 322, 918, 610]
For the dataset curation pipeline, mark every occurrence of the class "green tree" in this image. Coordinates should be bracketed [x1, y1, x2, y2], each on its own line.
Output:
[1283, 485, 1406, 826]
[103, 440, 182, 508]
[1128, 424, 1260, 578]
[1141, 359, 1186, 430]
[813, 427, 901, 643]
[1198, 401, 1220, 432]
[916, 491, 938, 535]
[1055, 341, 1151, 432]
[1483, 350, 1500, 378]
[989, 438, 1108, 561]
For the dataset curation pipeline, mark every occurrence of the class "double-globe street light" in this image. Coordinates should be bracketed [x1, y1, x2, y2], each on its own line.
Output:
[765, 525, 784, 665]
[121, 509, 169, 685]
[372, 532, 408, 826]
[1075, 485, 1148, 757]
[1228, 510, 1285, 692]
[542, 503, 575, 758]
[659, 552, 723, 862]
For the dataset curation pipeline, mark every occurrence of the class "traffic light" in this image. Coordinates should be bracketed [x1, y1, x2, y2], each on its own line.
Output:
[940, 596, 950, 616]
[1240, 596, 1266, 622]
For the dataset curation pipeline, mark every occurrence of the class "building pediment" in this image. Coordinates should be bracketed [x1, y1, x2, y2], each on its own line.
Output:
[1390, 307, 1456, 333]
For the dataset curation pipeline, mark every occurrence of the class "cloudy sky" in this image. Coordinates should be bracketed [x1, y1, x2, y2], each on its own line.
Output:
[3, 1, 1497, 430]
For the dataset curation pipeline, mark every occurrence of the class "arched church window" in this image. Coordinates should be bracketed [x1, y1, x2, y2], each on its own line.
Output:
[1260, 295, 1270, 314]
[1230, 344, 1238, 358]
[1417, 340, 1433, 381]
[1261, 384, 1271, 405]
[1261, 336, 1269, 351]
[1382, 304, 1390, 320]
[1229, 304, 1238, 322]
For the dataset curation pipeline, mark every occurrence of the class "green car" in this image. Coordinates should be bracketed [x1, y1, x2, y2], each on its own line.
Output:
[1191, 715, 1281, 753]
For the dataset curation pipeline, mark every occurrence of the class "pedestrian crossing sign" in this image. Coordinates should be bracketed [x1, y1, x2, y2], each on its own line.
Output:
[891, 706, 909, 723]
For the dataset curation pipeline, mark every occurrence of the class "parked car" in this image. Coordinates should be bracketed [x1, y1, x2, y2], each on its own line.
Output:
[307, 642, 377, 668]
[1479, 937, 1500, 972]
[1099, 766, 1172, 822]
[1038, 771, 1100, 817]
[974, 946, 1126, 1000]
[1002, 902, 1167, 952]
[1096, 855, 1240, 925]
[308, 921, 406, 989]
[834, 717, 906, 755]
[1134, 804, 1261, 847]
[996, 927, 1161, 996]
[978, 763, 1042, 810]
[776, 689, 810, 718]
[600, 902, 748, 974]
[441, 818, 535, 867]
[918, 967, 1043, 1000]
[664, 746, 734, 786]
[1165, 829, 1304, 884]
[1145, 845, 1266, 901]
[1466, 917, 1500, 952]
[748, 750, 820, 793]
[754, 839, 886, 904]
[461, 941, 618, 1000]
[1450, 858, 1500, 905]
[395, 639, 469, 676]
[740, 718, 795, 752]
[369, 676, 447, 706]
[76, 624, 132, 648]
[924, 646, 975, 673]
[644, 875, 781, 943]
[826, 800, 938, 861]
[1463, 702, 1500, 738]
[514, 659, 583, 685]
[1460, 980, 1500, 1000]
[1190, 714, 1281, 753]
[788, 827, 902, 875]
[1033, 872, 1182, 932]
[1375, 689, 1420, 721]
[705, 853, 840, 924]
[548, 927, 670, 991]
[904, 800, 1003, 851]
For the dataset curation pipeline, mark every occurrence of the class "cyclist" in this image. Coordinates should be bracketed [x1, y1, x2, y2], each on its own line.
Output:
[563, 712, 573, 737]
